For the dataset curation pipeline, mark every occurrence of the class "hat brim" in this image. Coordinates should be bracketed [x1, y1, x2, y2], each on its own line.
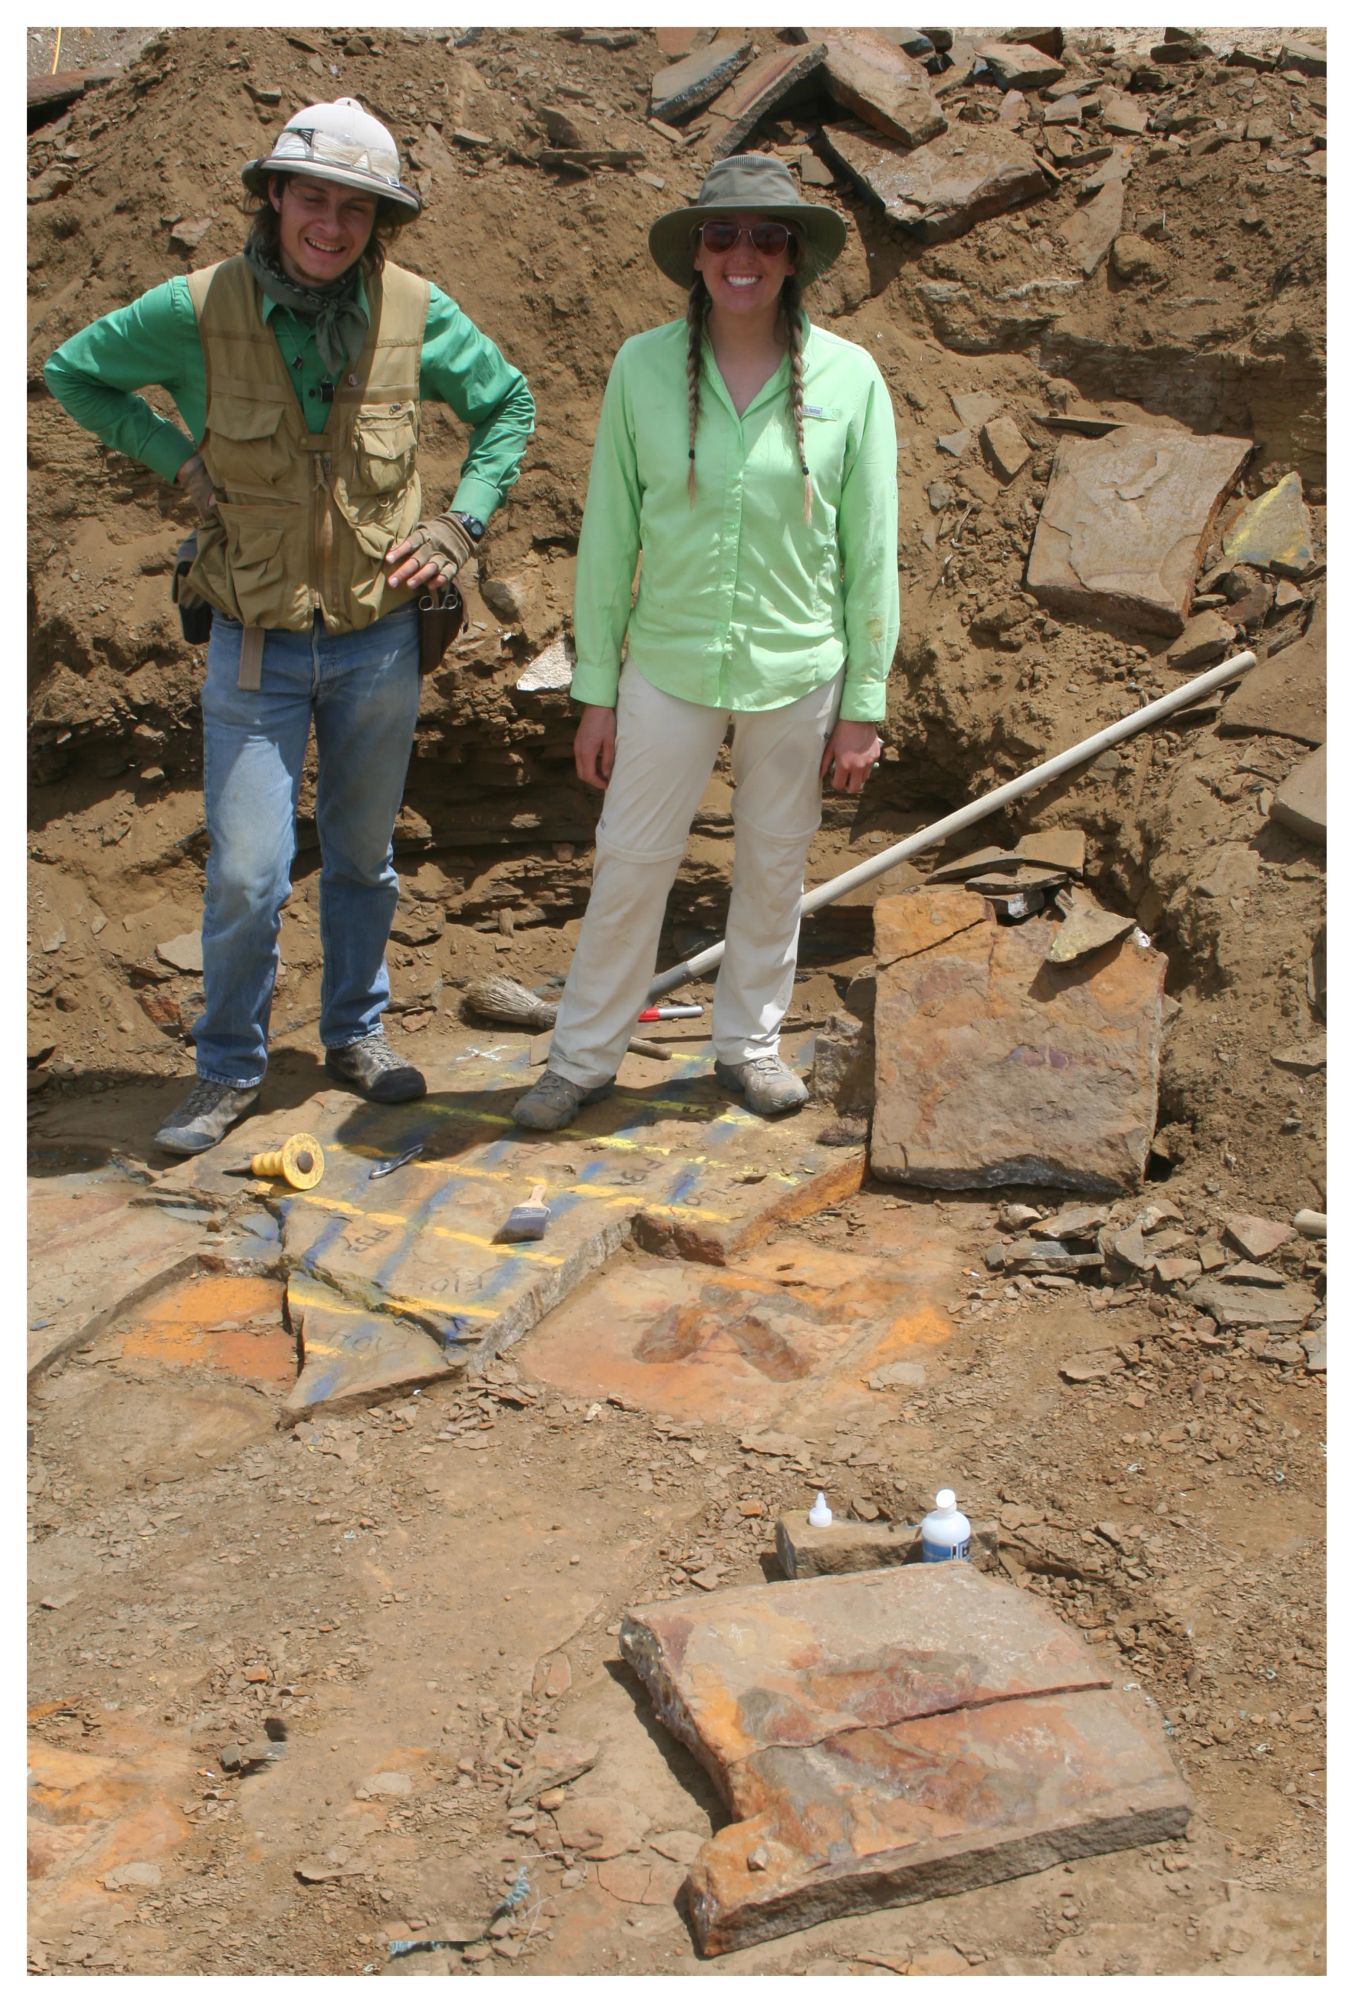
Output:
[649, 197, 846, 288]
[241, 157, 422, 216]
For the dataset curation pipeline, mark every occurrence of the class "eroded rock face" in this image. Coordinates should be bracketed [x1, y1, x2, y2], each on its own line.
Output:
[870, 887, 1167, 1195]
[619, 1563, 1190, 1955]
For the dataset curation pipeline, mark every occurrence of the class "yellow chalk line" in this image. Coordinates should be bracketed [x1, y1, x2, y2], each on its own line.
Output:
[295, 1183, 734, 1234]
[288, 1282, 496, 1323]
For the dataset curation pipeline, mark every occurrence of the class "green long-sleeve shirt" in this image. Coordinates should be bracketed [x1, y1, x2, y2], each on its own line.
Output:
[571, 315, 899, 721]
[43, 268, 534, 526]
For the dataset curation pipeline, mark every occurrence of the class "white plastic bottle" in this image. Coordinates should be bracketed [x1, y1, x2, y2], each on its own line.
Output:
[921, 1488, 971, 1562]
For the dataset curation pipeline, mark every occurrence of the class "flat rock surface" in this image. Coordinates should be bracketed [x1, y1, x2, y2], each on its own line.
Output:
[821, 120, 1049, 241]
[517, 1213, 955, 1430]
[620, 1563, 1189, 1955]
[123, 1035, 863, 1414]
[871, 888, 1167, 1194]
[1220, 601, 1324, 743]
[1027, 428, 1252, 635]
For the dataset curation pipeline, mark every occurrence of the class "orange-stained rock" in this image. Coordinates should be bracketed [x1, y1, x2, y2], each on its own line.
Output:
[871, 888, 1167, 1194]
[619, 1564, 1189, 1954]
[519, 1220, 956, 1428]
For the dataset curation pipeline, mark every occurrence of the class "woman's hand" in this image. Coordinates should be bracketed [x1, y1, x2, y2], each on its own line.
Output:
[820, 718, 882, 794]
[574, 704, 617, 791]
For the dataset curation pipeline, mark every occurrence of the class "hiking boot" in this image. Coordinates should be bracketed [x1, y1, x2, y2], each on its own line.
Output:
[325, 1031, 426, 1104]
[154, 1078, 261, 1156]
[511, 1069, 614, 1132]
[714, 1053, 808, 1116]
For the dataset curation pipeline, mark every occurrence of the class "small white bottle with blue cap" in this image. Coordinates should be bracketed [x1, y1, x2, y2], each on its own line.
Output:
[921, 1488, 971, 1562]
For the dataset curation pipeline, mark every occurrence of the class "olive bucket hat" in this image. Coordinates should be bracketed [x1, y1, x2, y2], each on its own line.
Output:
[242, 97, 422, 215]
[648, 151, 846, 287]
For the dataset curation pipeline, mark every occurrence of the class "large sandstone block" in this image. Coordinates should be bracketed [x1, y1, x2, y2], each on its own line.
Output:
[821, 120, 1048, 241]
[1026, 428, 1251, 635]
[620, 1563, 1190, 1955]
[819, 28, 946, 148]
[871, 887, 1167, 1194]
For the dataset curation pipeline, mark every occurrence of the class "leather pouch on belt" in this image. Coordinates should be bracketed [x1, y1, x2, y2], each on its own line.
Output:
[417, 579, 465, 675]
[171, 531, 213, 645]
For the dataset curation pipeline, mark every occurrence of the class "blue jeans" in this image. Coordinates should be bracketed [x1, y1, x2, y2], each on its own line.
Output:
[193, 607, 421, 1087]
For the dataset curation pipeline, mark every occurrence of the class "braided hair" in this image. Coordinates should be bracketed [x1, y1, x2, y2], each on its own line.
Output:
[685, 269, 814, 525]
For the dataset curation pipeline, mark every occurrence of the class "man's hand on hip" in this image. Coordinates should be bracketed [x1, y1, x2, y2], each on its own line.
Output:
[385, 512, 476, 593]
[176, 452, 217, 519]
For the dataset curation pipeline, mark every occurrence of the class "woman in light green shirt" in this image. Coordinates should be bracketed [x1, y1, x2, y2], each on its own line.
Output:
[513, 153, 899, 1132]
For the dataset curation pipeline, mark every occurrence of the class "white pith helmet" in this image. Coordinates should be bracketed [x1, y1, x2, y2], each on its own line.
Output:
[242, 97, 421, 215]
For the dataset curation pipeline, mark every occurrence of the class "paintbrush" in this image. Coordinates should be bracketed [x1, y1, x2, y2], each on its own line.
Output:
[496, 1182, 550, 1243]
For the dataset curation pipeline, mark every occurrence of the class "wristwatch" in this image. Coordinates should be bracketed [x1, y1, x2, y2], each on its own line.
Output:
[453, 512, 486, 543]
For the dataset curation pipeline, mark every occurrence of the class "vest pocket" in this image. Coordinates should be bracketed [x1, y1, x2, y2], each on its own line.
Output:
[351, 403, 418, 495]
[215, 503, 288, 626]
[204, 394, 289, 494]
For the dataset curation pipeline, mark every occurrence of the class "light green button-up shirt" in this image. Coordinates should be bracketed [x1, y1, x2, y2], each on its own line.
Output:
[43, 269, 534, 526]
[571, 315, 899, 722]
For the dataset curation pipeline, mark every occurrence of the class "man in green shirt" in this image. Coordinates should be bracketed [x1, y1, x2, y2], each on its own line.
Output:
[46, 97, 534, 1155]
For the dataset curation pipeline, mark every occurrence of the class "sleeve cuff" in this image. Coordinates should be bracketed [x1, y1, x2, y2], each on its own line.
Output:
[569, 660, 621, 707]
[449, 478, 501, 524]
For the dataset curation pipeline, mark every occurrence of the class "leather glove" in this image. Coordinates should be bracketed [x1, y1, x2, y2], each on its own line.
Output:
[397, 512, 476, 589]
[176, 451, 217, 519]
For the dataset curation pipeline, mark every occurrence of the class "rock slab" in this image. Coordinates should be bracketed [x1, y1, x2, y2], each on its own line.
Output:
[1270, 745, 1325, 844]
[650, 38, 752, 125]
[705, 43, 828, 158]
[821, 120, 1048, 241]
[871, 887, 1167, 1194]
[1220, 600, 1324, 744]
[819, 29, 946, 148]
[620, 1563, 1189, 1955]
[1026, 428, 1251, 636]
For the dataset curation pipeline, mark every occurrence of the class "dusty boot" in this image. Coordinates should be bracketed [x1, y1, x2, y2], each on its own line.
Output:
[512, 1069, 614, 1132]
[154, 1078, 261, 1156]
[714, 1053, 808, 1116]
[325, 1030, 425, 1103]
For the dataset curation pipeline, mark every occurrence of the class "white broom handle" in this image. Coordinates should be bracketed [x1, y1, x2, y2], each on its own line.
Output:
[645, 649, 1258, 1002]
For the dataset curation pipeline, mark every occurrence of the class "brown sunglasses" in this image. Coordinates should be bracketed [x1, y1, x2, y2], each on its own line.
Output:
[695, 219, 796, 255]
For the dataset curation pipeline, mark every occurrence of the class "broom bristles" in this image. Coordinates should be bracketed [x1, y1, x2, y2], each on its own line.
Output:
[463, 972, 559, 1030]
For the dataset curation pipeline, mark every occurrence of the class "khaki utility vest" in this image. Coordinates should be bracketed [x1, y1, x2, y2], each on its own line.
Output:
[185, 255, 429, 634]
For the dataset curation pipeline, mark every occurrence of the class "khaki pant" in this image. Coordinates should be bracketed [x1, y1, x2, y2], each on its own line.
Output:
[547, 663, 844, 1088]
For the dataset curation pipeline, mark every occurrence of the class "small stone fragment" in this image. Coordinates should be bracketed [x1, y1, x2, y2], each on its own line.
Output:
[981, 415, 1031, 483]
[977, 40, 1066, 90]
[1223, 1214, 1296, 1262]
[1166, 611, 1235, 671]
[1223, 473, 1316, 579]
